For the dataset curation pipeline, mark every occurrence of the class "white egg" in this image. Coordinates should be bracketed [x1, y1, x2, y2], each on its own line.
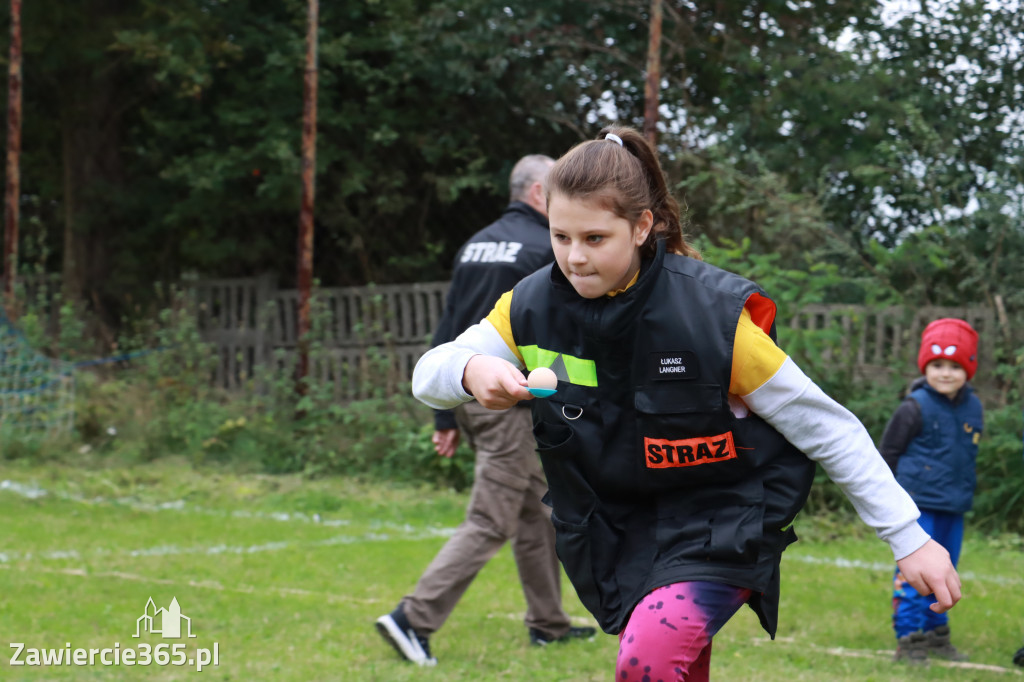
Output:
[528, 367, 558, 390]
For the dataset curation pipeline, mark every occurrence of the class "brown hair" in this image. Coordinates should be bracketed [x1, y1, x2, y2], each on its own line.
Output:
[545, 126, 700, 260]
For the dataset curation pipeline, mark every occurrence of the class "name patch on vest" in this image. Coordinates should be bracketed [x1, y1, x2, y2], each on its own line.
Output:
[644, 432, 737, 468]
[649, 351, 699, 381]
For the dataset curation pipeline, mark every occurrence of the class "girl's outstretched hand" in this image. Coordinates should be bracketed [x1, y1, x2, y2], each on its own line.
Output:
[462, 355, 532, 410]
[896, 539, 962, 613]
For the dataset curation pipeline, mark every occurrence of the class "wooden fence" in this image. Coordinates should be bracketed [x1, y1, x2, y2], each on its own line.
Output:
[784, 303, 995, 387]
[192, 276, 449, 399]
[190, 276, 997, 400]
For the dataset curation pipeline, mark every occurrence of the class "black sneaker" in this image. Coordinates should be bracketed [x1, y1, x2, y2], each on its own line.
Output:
[375, 605, 437, 666]
[1013, 644, 1024, 667]
[529, 625, 596, 646]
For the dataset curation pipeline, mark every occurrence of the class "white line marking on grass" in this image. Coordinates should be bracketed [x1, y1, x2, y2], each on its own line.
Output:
[757, 637, 1024, 675]
[0, 524, 456, 564]
[2, 477, 468, 540]
[12, 478, 1016, 587]
[2, 477, 458, 567]
[0, 479, 47, 498]
[787, 554, 891, 572]
[0, 478, 356, 526]
[0, 564, 380, 604]
[785, 553, 1024, 587]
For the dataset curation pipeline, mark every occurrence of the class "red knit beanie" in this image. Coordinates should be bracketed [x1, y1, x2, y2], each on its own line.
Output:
[917, 318, 979, 379]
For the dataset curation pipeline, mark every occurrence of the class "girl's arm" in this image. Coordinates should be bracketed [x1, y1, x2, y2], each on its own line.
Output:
[742, 357, 960, 612]
[412, 319, 530, 410]
[742, 357, 928, 559]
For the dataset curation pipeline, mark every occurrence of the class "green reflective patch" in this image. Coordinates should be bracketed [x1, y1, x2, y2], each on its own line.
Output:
[519, 345, 560, 372]
[517, 345, 598, 387]
[561, 355, 597, 387]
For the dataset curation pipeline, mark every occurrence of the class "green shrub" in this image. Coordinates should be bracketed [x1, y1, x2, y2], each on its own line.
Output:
[971, 403, 1024, 534]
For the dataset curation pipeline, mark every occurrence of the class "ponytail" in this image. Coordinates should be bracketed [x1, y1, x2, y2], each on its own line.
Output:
[547, 126, 700, 260]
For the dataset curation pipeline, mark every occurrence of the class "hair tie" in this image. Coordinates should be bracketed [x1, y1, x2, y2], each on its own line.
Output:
[605, 133, 623, 147]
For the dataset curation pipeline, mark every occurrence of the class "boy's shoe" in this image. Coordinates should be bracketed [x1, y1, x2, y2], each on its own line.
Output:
[529, 626, 597, 646]
[375, 605, 437, 666]
[1013, 644, 1024, 667]
[893, 631, 929, 665]
[925, 625, 968, 661]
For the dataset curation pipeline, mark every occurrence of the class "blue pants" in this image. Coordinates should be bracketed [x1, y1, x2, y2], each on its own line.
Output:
[892, 509, 964, 638]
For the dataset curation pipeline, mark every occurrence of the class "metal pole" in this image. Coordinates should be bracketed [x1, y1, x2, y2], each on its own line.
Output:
[4, 0, 23, 308]
[643, 0, 663, 147]
[296, 0, 318, 395]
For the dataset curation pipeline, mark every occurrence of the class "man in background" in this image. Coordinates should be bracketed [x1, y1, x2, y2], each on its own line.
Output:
[375, 154, 594, 666]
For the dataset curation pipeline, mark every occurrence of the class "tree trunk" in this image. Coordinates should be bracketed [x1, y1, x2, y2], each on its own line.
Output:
[4, 0, 22, 309]
[643, 0, 663, 146]
[296, 0, 319, 395]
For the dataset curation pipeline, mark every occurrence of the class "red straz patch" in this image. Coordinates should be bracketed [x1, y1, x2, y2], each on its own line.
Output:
[644, 432, 737, 468]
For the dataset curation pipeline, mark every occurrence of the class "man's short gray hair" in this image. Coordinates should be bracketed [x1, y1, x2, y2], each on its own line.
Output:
[508, 154, 555, 201]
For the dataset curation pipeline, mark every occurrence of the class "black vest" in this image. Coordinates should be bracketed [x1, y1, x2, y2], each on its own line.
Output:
[510, 241, 815, 636]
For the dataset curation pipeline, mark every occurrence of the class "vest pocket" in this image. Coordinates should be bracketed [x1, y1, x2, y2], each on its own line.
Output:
[635, 384, 723, 414]
[531, 384, 593, 456]
[532, 420, 573, 453]
[634, 385, 741, 486]
[550, 507, 622, 632]
[655, 479, 764, 565]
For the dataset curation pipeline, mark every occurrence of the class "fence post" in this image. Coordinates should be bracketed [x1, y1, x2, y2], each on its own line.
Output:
[255, 273, 276, 369]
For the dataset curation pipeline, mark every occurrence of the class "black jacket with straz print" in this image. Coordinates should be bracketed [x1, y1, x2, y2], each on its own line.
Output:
[431, 201, 554, 430]
[509, 239, 816, 637]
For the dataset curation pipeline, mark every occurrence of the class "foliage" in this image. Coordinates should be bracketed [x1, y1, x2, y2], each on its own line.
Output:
[971, 403, 1024, 535]
[673, 148, 836, 267]
[2, 0, 1021, 354]
[1, 0, 1023, 533]
[0, 1, 900, 324]
[14, 289, 477, 489]
[10, 275, 97, 362]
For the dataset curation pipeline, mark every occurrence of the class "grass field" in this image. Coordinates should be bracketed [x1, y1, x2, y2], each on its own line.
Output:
[1, 457, 1023, 681]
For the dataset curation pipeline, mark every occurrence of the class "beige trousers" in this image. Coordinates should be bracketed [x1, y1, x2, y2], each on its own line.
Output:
[402, 401, 571, 637]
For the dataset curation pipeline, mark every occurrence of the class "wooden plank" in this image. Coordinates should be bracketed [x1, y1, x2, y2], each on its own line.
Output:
[281, 292, 298, 346]
[398, 290, 413, 341]
[338, 292, 354, 345]
[872, 308, 887, 364]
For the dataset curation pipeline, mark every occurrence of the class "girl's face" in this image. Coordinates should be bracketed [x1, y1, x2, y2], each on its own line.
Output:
[548, 193, 652, 299]
[924, 358, 967, 399]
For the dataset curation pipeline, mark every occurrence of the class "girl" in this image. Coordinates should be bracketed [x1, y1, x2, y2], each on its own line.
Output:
[412, 126, 960, 680]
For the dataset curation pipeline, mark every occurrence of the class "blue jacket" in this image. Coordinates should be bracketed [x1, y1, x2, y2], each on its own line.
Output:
[894, 382, 983, 514]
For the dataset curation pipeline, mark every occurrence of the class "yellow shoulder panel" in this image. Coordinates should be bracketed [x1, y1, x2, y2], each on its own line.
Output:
[731, 307, 788, 396]
[483, 290, 522, 363]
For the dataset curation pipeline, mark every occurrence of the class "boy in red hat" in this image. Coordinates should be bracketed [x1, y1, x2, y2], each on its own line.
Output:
[880, 318, 983, 664]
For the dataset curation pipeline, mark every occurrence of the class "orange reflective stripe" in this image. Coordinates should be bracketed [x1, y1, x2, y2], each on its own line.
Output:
[744, 292, 777, 334]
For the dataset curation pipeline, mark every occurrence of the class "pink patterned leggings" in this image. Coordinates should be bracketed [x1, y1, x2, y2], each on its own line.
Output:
[616, 581, 752, 682]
